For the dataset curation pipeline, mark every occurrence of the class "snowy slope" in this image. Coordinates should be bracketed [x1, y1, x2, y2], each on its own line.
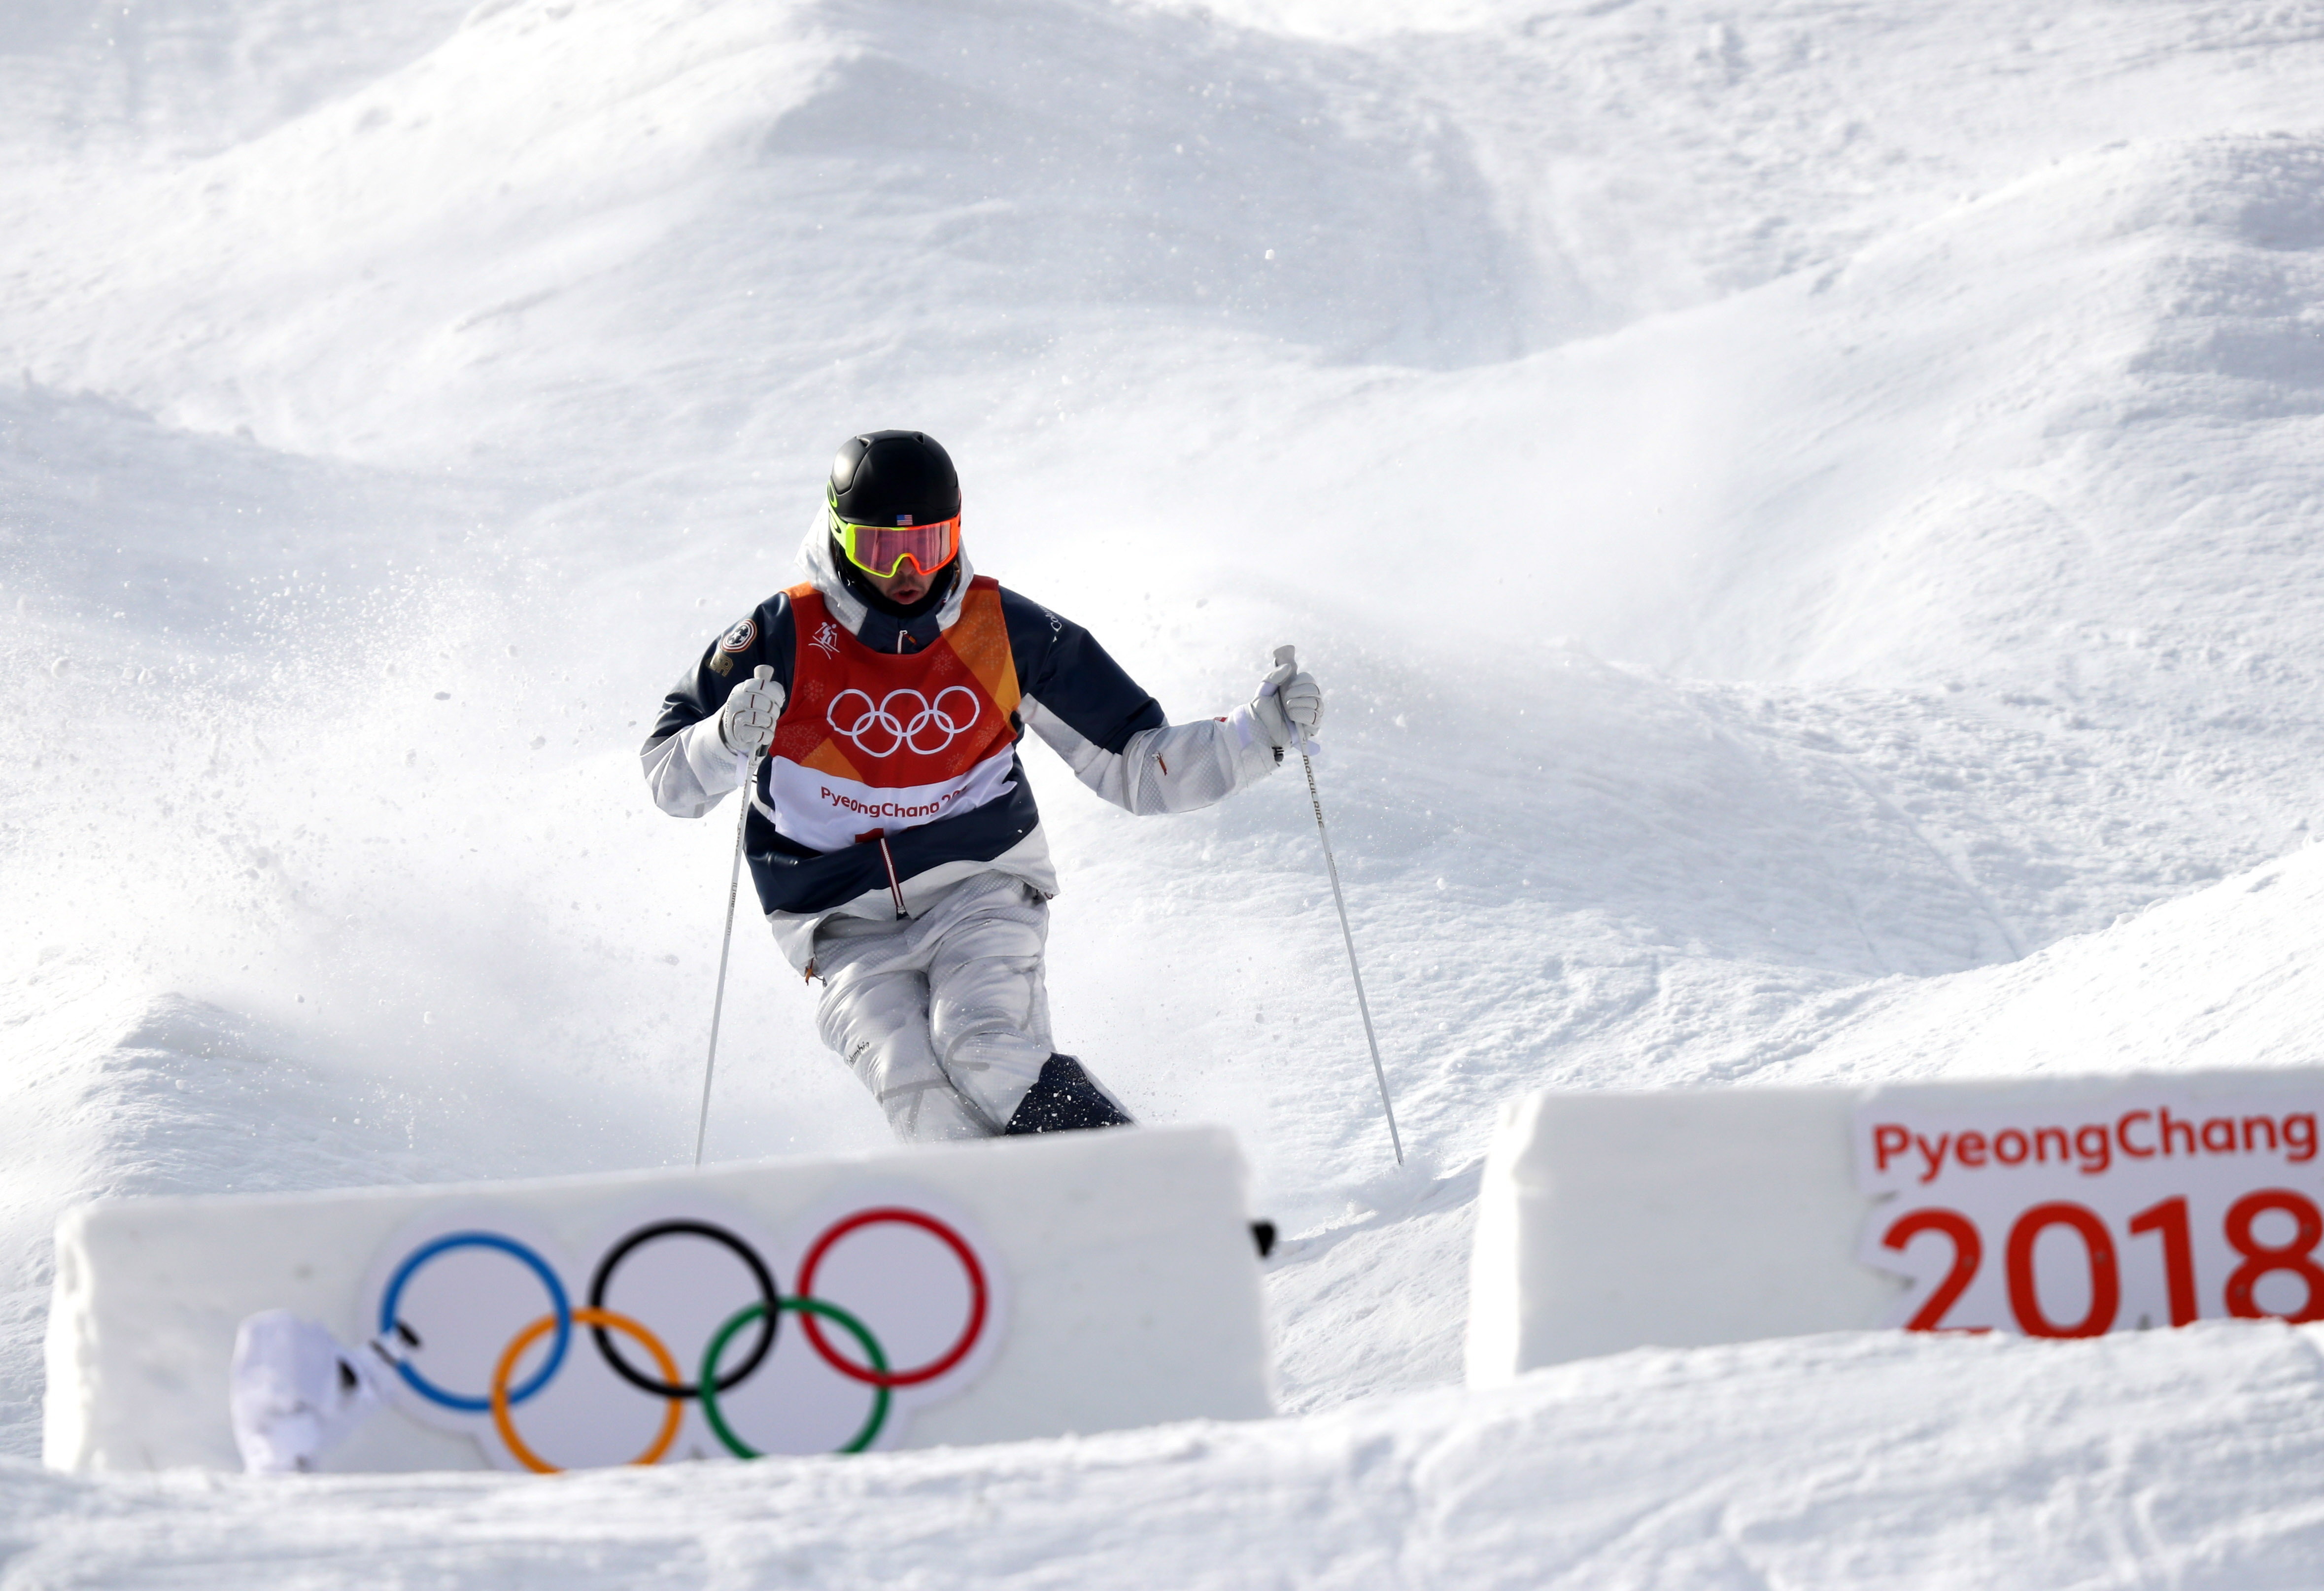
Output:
[12, 1325, 2324, 1587]
[8, 0, 2324, 1580]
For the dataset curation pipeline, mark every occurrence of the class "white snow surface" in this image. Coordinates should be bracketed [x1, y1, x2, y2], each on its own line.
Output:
[6, 0, 2324, 1580]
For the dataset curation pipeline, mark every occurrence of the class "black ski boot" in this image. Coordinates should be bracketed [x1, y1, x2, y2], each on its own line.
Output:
[1003, 1054, 1134, 1134]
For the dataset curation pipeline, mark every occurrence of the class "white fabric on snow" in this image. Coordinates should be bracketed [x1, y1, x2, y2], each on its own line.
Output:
[228, 1311, 381, 1475]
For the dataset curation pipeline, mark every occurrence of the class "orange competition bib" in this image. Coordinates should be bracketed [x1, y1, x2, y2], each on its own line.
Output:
[766, 578, 1021, 853]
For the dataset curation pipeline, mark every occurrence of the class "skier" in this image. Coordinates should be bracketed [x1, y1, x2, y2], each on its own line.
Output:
[643, 430, 1324, 1142]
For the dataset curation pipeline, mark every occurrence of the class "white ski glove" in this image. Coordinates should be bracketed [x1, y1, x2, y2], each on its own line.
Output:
[718, 665, 784, 755]
[1249, 645, 1323, 751]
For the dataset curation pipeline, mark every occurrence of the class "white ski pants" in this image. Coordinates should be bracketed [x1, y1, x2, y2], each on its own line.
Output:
[811, 875, 1059, 1142]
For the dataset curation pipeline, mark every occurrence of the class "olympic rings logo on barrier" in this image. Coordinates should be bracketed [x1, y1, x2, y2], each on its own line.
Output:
[374, 1207, 995, 1474]
[825, 687, 982, 758]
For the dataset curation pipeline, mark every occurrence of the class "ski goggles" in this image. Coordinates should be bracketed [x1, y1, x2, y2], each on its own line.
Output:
[829, 505, 962, 579]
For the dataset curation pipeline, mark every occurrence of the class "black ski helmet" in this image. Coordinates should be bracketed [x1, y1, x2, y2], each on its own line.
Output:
[828, 430, 960, 526]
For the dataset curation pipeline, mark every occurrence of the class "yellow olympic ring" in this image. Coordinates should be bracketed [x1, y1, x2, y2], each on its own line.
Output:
[490, 1307, 684, 1475]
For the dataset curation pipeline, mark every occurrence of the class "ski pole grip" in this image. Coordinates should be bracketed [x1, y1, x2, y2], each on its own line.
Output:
[745, 665, 777, 761]
[1261, 645, 1296, 698]
[1268, 645, 1312, 755]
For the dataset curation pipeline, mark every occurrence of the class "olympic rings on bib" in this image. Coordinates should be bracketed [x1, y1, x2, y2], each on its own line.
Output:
[375, 1207, 992, 1468]
[825, 686, 982, 758]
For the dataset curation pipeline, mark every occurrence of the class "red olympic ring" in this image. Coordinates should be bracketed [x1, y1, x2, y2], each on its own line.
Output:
[795, 1208, 988, 1388]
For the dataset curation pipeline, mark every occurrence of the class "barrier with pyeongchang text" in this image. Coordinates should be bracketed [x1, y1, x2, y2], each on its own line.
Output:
[1466, 1068, 2324, 1384]
[44, 1125, 1272, 1473]
[1859, 1090, 2324, 1334]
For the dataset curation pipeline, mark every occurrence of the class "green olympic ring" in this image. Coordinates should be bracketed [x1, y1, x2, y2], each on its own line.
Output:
[699, 1297, 891, 1458]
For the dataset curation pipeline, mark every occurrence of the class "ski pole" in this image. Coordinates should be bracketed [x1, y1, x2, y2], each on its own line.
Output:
[1273, 645, 1404, 1166]
[694, 666, 771, 1168]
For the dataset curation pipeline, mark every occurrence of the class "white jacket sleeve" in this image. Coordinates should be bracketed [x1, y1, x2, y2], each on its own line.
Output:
[640, 717, 748, 819]
[1020, 696, 1281, 816]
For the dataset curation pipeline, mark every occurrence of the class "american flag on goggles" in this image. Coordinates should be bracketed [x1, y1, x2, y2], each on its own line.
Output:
[832, 508, 961, 579]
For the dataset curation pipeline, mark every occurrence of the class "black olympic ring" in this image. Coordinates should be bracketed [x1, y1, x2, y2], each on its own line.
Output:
[586, 1220, 781, 1399]
[825, 686, 981, 758]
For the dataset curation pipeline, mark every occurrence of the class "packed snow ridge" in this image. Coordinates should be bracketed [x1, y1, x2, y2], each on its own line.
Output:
[7, 0, 2324, 1581]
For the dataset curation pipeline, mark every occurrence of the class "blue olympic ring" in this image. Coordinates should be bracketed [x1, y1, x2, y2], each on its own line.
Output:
[380, 1232, 571, 1413]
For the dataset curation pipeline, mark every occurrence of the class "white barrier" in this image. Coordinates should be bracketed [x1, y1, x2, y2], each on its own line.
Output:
[1466, 1069, 2324, 1384]
[46, 1125, 1272, 1473]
